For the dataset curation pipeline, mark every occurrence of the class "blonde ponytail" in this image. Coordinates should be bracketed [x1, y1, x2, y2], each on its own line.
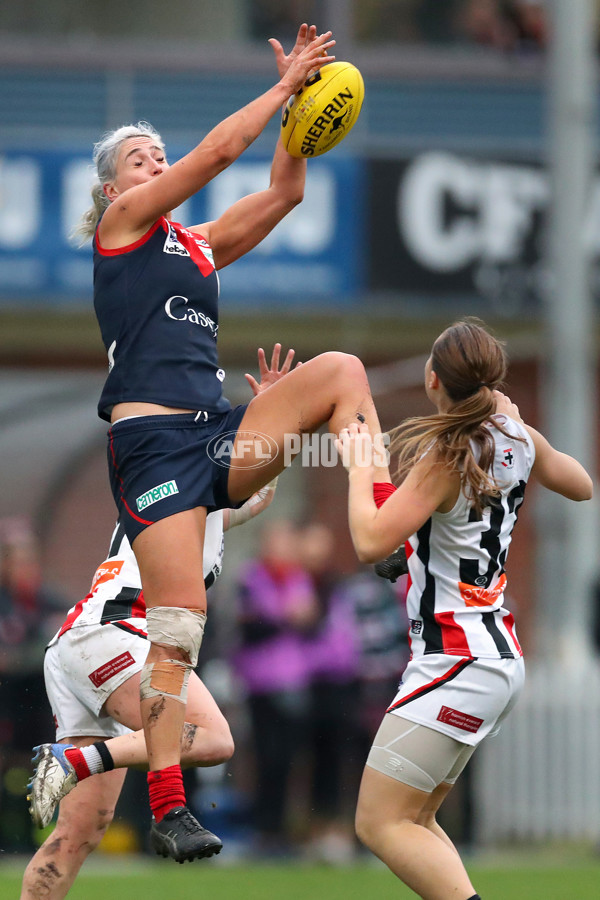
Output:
[72, 182, 110, 244]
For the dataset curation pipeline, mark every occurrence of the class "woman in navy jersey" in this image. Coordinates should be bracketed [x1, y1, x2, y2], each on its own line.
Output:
[26, 347, 286, 884]
[73, 25, 390, 863]
[336, 320, 592, 900]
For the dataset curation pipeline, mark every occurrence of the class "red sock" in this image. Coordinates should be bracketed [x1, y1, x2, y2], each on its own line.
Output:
[64, 747, 91, 781]
[147, 765, 186, 823]
[373, 481, 396, 508]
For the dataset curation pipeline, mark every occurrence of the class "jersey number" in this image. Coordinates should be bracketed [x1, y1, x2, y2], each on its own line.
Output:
[459, 481, 526, 590]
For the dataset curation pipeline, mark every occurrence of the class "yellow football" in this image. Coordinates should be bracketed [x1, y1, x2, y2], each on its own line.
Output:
[281, 61, 365, 159]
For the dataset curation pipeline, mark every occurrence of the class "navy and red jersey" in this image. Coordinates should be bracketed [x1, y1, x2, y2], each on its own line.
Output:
[94, 217, 231, 423]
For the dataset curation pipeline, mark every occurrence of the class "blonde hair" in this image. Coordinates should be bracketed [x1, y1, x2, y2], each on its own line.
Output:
[390, 319, 519, 516]
[73, 121, 165, 243]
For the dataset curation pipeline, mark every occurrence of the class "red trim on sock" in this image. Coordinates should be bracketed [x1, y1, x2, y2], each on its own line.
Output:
[147, 765, 186, 823]
[373, 481, 397, 508]
[64, 747, 91, 781]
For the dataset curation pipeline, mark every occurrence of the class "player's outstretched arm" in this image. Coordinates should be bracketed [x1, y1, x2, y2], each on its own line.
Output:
[190, 25, 320, 269]
[525, 425, 593, 501]
[101, 29, 334, 244]
[493, 390, 593, 502]
[336, 423, 454, 563]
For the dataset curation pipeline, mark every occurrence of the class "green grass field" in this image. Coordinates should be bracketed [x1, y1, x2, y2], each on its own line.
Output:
[3, 854, 600, 900]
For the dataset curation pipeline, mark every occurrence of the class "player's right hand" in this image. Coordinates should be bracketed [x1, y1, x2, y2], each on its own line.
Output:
[493, 390, 524, 424]
[245, 343, 301, 396]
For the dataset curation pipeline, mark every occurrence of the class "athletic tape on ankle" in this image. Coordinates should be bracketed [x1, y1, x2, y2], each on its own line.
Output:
[146, 606, 206, 666]
[140, 659, 191, 704]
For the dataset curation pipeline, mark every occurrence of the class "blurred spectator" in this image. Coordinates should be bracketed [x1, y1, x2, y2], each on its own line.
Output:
[248, 0, 321, 43]
[459, 0, 547, 52]
[0, 519, 66, 851]
[354, 0, 547, 50]
[232, 519, 319, 858]
[458, 0, 515, 49]
[356, 0, 424, 43]
[337, 567, 411, 752]
[300, 522, 361, 864]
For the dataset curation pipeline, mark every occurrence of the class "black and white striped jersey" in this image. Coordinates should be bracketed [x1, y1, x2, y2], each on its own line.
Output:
[405, 416, 534, 661]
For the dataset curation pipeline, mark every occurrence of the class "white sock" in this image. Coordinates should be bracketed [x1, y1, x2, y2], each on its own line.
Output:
[79, 745, 105, 775]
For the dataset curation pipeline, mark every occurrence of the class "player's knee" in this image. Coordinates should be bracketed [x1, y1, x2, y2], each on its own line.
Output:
[322, 350, 364, 372]
[86, 809, 115, 852]
[52, 807, 115, 856]
[146, 607, 206, 667]
[216, 718, 235, 761]
[182, 720, 234, 766]
[207, 728, 235, 765]
[354, 802, 377, 850]
[317, 351, 367, 387]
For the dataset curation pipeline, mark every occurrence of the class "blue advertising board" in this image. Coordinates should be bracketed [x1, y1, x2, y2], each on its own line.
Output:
[0, 148, 364, 306]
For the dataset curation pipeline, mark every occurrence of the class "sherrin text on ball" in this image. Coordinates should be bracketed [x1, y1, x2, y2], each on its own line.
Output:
[281, 61, 364, 158]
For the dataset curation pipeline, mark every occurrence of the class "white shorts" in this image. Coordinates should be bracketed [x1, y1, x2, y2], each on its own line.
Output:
[386, 654, 525, 747]
[44, 624, 149, 741]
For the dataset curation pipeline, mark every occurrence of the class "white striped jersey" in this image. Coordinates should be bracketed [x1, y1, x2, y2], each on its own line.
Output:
[405, 416, 534, 661]
[50, 510, 224, 642]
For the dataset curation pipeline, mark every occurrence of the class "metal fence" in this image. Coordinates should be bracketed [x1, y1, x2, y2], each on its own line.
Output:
[476, 659, 600, 842]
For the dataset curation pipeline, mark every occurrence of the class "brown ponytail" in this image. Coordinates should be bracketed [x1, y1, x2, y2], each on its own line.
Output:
[390, 319, 520, 516]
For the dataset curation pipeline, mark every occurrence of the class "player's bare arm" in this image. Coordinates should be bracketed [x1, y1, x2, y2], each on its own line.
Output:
[99, 31, 334, 248]
[525, 424, 593, 501]
[493, 390, 592, 501]
[336, 423, 456, 563]
[189, 25, 317, 268]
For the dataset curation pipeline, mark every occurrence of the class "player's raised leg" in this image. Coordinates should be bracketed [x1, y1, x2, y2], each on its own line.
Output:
[227, 351, 390, 502]
[21, 739, 126, 900]
[102, 670, 234, 770]
[28, 671, 232, 842]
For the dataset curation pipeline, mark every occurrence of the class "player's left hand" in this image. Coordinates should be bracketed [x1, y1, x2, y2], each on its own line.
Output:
[269, 23, 317, 79]
[245, 343, 301, 395]
[335, 422, 375, 471]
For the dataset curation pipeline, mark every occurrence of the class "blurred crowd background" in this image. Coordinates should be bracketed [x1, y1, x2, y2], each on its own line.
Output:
[2, 0, 600, 865]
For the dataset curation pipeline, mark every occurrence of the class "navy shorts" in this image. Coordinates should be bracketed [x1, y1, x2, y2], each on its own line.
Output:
[107, 404, 248, 542]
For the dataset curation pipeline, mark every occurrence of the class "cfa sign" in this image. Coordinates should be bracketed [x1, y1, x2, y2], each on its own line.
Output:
[400, 152, 549, 271]
[369, 152, 600, 313]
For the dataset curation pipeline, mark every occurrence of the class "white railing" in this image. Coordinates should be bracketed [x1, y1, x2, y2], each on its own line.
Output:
[475, 659, 600, 843]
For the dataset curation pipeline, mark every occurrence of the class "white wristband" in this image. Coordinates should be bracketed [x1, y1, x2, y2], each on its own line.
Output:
[227, 477, 279, 529]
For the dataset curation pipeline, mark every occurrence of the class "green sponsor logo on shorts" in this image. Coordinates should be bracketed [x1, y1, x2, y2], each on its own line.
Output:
[136, 479, 179, 512]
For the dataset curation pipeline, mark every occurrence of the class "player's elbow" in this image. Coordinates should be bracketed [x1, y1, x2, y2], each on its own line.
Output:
[203, 727, 235, 766]
[270, 171, 305, 209]
[287, 183, 305, 207]
[356, 547, 378, 565]
[203, 137, 240, 172]
[354, 538, 386, 565]
[353, 527, 401, 565]
[561, 468, 594, 501]
[574, 475, 593, 501]
[274, 184, 304, 214]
